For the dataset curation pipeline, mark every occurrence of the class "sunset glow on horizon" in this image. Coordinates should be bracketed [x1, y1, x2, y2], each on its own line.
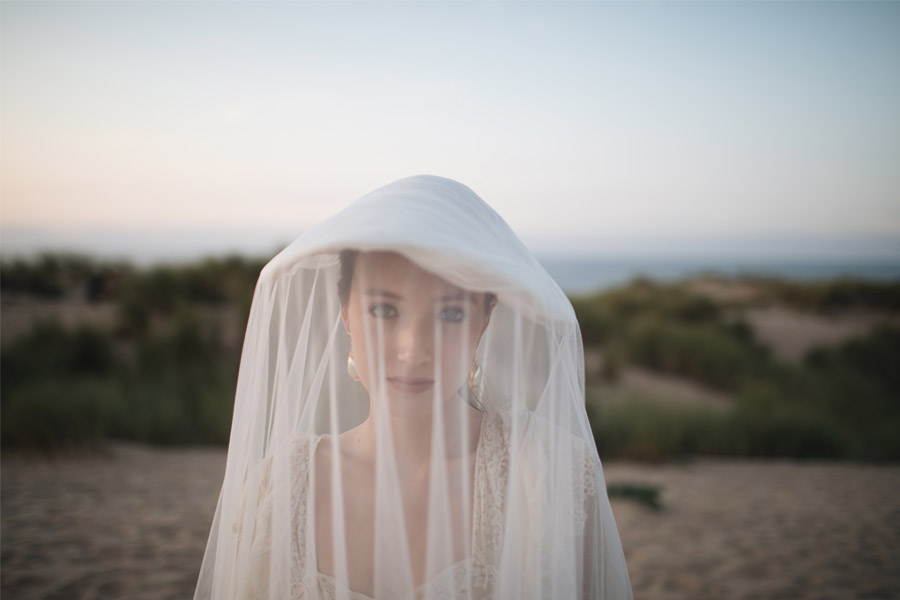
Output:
[2, 1, 899, 260]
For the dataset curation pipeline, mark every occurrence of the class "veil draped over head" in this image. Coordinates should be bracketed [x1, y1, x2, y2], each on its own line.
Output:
[194, 175, 633, 599]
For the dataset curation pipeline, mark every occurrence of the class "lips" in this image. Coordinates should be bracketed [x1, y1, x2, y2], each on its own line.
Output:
[387, 377, 434, 394]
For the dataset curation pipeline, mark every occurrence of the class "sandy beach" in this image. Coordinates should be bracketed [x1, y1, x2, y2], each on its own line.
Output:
[604, 460, 900, 599]
[2, 445, 899, 600]
[1, 445, 224, 600]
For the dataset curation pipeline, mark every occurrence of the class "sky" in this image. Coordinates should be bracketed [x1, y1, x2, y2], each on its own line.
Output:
[2, 1, 899, 262]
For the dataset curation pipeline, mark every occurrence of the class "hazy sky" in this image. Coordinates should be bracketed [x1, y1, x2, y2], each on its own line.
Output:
[2, 1, 899, 259]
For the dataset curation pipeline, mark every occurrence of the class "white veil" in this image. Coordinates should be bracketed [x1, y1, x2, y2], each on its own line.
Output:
[194, 175, 632, 599]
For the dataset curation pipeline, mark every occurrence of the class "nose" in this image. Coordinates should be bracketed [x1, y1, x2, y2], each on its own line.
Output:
[395, 316, 434, 369]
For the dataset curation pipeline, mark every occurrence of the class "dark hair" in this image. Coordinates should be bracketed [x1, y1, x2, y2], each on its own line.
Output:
[338, 250, 497, 312]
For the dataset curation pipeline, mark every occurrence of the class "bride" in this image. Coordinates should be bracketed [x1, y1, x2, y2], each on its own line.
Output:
[194, 175, 633, 599]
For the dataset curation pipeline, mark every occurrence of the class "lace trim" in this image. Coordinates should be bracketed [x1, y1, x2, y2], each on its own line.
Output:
[470, 412, 507, 590]
[584, 451, 600, 498]
[245, 412, 602, 598]
[290, 437, 321, 597]
[572, 448, 600, 530]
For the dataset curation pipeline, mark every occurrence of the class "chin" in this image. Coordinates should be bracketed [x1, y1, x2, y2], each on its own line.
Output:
[384, 396, 435, 419]
[384, 389, 462, 419]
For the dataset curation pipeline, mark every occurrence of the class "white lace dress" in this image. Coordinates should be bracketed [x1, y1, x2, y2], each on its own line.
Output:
[235, 412, 601, 600]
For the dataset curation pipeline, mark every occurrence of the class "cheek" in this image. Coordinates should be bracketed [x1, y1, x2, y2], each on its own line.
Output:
[439, 323, 481, 372]
[348, 314, 403, 385]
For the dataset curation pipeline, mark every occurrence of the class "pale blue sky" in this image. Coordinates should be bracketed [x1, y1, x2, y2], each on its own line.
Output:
[2, 1, 899, 260]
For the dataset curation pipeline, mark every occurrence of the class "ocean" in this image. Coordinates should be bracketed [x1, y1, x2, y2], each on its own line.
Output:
[538, 257, 900, 296]
[3, 226, 899, 296]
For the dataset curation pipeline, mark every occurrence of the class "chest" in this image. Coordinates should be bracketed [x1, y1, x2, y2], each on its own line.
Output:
[312, 452, 475, 594]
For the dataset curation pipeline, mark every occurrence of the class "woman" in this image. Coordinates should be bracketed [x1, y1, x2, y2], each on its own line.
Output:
[194, 175, 633, 599]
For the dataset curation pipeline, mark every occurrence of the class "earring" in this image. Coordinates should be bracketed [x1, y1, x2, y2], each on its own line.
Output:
[468, 360, 483, 390]
[347, 352, 361, 381]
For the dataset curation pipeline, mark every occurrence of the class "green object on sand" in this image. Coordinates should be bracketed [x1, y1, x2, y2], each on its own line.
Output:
[607, 482, 662, 510]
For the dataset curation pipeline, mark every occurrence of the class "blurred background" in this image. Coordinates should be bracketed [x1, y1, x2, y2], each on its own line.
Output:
[2, 2, 899, 599]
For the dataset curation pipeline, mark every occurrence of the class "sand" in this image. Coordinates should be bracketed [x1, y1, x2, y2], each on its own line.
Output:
[3, 445, 899, 600]
[1, 445, 225, 600]
[605, 460, 900, 600]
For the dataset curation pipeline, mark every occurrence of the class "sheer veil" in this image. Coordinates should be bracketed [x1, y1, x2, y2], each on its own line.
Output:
[194, 175, 633, 599]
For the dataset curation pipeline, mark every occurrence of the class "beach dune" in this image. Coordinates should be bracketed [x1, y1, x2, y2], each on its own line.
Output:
[3, 444, 899, 599]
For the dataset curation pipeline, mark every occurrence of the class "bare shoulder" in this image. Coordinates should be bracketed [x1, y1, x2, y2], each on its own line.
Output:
[501, 411, 596, 454]
[313, 427, 374, 488]
[501, 411, 602, 487]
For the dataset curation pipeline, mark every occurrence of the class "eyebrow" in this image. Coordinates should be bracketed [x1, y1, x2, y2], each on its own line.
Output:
[364, 289, 476, 303]
[364, 289, 403, 300]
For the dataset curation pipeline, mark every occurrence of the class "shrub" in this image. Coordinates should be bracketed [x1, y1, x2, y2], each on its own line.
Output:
[1, 312, 236, 448]
[590, 396, 731, 461]
[747, 277, 900, 314]
[808, 325, 900, 393]
[0, 253, 120, 299]
[600, 345, 625, 383]
[571, 297, 615, 346]
[124, 308, 235, 444]
[1, 320, 116, 400]
[573, 279, 723, 344]
[1, 378, 125, 448]
[624, 316, 760, 391]
[606, 483, 662, 510]
[589, 393, 849, 461]
[728, 383, 847, 458]
[799, 325, 900, 459]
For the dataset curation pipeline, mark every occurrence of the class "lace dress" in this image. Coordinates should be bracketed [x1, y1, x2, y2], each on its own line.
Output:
[235, 412, 600, 599]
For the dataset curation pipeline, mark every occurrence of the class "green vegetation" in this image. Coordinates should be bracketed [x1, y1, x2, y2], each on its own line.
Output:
[606, 483, 662, 510]
[590, 393, 848, 462]
[2, 255, 899, 462]
[573, 279, 768, 390]
[743, 276, 900, 314]
[0, 254, 122, 299]
[578, 278, 900, 461]
[1, 254, 266, 449]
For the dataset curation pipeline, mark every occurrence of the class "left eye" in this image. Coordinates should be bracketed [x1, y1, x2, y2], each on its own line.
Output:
[369, 303, 398, 319]
[439, 307, 465, 323]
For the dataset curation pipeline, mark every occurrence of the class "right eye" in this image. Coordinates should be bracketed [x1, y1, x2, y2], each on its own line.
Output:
[369, 303, 398, 319]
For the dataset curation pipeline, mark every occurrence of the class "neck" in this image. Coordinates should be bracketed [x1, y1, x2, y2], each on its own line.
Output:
[358, 397, 483, 475]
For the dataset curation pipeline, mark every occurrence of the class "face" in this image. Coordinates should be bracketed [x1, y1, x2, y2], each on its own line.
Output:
[341, 252, 495, 417]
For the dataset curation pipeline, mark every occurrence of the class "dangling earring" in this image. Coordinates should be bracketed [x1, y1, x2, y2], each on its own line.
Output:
[347, 352, 361, 381]
[468, 360, 483, 390]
